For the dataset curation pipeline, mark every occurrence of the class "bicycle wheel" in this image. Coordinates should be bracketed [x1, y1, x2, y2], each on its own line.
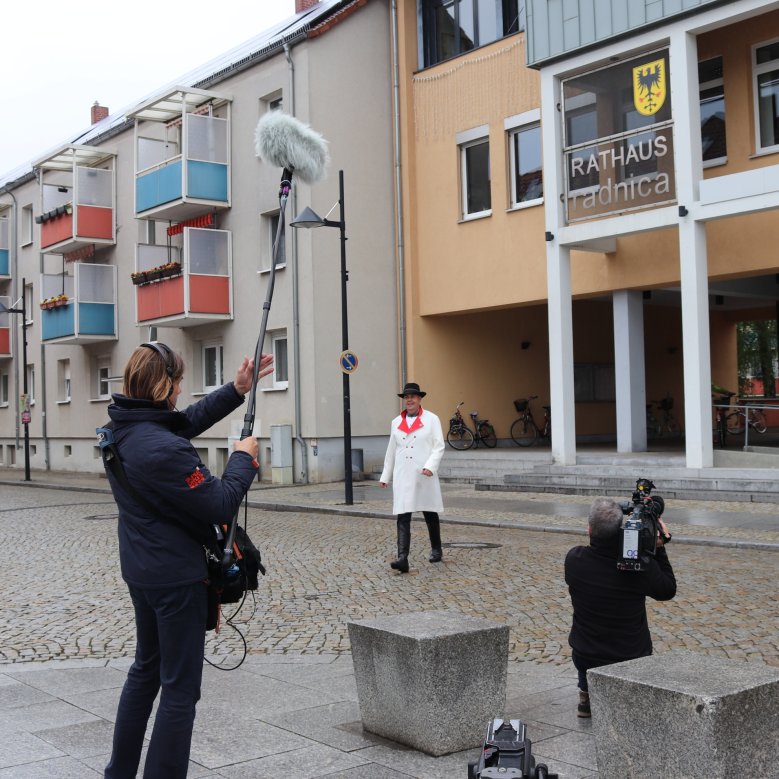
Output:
[511, 417, 539, 447]
[447, 426, 475, 450]
[665, 413, 680, 435]
[749, 409, 767, 434]
[725, 411, 743, 436]
[477, 422, 497, 448]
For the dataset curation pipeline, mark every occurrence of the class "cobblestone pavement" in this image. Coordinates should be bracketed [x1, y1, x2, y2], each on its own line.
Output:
[1, 483, 778, 669]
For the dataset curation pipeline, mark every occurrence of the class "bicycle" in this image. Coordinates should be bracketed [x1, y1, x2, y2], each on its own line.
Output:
[446, 402, 497, 450]
[649, 394, 680, 435]
[725, 403, 768, 438]
[510, 396, 551, 447]
[712, 391, 736, 448]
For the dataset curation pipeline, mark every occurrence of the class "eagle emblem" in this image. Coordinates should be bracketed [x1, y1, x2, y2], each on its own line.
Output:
[633, 58, 667, 117]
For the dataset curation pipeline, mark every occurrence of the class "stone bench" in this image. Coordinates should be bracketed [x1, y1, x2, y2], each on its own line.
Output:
[347, 610, 509, 756]
[588, 649, 779, 778]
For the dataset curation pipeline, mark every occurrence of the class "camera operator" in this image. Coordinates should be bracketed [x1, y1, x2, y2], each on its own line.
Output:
[565, 497, 676, 718]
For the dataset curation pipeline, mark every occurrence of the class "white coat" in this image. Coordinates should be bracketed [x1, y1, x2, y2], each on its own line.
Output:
[379, 408, 445, 515]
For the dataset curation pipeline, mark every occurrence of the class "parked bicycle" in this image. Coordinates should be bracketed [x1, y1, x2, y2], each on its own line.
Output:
[510, 396, 551, 447]
[725, 403, 768, 438]
[648, 394, 680, 435]
[446, 402, 497, 450]
[712, 390, 736, 448]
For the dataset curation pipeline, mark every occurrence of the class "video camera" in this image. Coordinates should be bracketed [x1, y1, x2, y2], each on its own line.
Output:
[468, 719, 558, 778]
[617, 477, 670, 571]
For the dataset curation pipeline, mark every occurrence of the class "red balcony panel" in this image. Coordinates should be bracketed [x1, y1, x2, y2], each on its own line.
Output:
[0, 327, 9, 355]
[189, 275, 229, 314]
[137, 276, 185, 321]
[78, 206, 113, 240]
[41, 213, 74, 249]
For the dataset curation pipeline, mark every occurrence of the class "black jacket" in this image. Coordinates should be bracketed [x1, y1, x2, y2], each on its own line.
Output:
[105, 383, 258, 589]
[565, 534, 676, 665]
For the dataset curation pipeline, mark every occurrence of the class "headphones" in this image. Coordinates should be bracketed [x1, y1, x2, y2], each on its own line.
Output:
[140, 342, 175, 393]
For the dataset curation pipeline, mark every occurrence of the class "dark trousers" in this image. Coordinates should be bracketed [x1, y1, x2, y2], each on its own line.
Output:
[572, 650, 651, 692]
[105, 581, 207, 779]
[396, 511, 441, 549]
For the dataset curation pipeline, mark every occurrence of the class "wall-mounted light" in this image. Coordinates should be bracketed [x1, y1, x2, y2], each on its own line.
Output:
[678, 205, 688, 217]
[715, 295, 724, 306]
[643, 290, 652, 300]
[521, 341, 531, 350]
[545, 231, 554, 242]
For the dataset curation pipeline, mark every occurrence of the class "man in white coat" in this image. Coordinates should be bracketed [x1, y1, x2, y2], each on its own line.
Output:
[379, 382, 445, 573]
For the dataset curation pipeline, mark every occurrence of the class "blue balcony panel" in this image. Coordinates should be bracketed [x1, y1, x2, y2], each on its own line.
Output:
[79, 302, 116, 335]
[187, 161, 228, 202]
[0, 249, 8, 275]
[42, 305, 75, 341]
[136, 160, 183, 213]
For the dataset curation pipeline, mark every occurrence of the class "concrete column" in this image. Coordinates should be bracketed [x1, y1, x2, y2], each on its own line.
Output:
[671, 28, 712, 468]
[541, 66, 576, 465]
[613, 290, 647, 452]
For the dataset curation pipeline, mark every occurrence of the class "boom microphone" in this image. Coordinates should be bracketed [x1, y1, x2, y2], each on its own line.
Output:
[254, 111, 329, 184]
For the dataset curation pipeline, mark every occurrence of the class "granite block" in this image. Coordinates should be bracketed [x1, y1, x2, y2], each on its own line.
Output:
[588, 649, 779, 778]
[348, 610, 509, 756]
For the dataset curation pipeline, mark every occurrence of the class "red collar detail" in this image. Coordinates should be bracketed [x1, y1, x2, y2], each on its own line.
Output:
[398, 408, 424, 434]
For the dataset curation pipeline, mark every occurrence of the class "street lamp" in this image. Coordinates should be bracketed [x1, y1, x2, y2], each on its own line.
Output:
[290, 169, 353, 505]
[0, 276, 31, 481]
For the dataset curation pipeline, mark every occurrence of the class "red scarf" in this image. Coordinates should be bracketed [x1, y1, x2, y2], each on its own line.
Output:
[397, 407, 424, 434]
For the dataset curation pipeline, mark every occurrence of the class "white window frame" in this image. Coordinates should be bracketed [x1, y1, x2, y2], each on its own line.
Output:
[699, 55, 727, 168]
[24, 283, 34, 326]
[57, 359, 71, 404]
[21, 204, 33, 246]
[270, 331, 288, 390]
[202, 341, 224, 393]
[95, 357, 112, 400]
[0, 370, 9, 407]
[260, 211, 286, 273]
[753, 36, 779, 155]
[26, 365, 35, 405]
[457, 125, 491, 221]
[505, 109, 543, 210]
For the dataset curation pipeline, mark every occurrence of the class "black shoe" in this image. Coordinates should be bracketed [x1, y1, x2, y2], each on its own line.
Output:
[390, 556, 409, 573]
[577, 691, 591, 718]
[429, 548, 443, 563]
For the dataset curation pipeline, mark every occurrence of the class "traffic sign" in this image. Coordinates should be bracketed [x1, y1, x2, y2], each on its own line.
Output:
[340, 350, 358, 374]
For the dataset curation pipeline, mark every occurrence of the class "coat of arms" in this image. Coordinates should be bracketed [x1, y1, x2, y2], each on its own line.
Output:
[633, 58, 667, 116]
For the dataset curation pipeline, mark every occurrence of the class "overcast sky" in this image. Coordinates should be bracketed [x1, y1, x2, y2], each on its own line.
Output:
[0, 0, 296, 178]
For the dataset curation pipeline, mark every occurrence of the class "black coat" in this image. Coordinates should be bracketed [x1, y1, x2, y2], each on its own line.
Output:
[105, 383, 258, 589]
[565, 534, 676, 665]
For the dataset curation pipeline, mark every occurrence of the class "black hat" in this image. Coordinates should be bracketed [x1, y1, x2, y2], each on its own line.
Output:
[398, 382, 426, 398]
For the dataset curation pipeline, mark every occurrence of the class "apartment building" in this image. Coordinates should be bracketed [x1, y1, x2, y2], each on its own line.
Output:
[0, 0, 399, 482]
[393, 0, 779, 468]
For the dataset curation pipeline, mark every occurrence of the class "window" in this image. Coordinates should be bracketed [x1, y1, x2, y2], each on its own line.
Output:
[202, 342, 224, 392]
[506, 112, 543, 207]
[269, 97, 283, 112]
[421, 0, 521, 68]
[95, 357, 111, 400]
[58, 359, 71, 402]
[753, 38, 779, 153]
[574, 363, 615, 402]
[0, 371, 8, 407]
[458, 127, 491, 218]
[271, 332, 288, 389]
[262, 212, 286, 271]
[26, 364, 35, 404]
[700, 56, 726, 164]
[21, 205, 33, 245]
[24, 283, 34, 324]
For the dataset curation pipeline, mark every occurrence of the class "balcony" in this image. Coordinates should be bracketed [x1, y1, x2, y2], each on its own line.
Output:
[135, 227, 232, 327]
[129, 87, 232, 221]
[40, 263, 117, 344]
[0, 296, 10, 358]
[0, 214, 8, 277]
[34, 145, 116, 255]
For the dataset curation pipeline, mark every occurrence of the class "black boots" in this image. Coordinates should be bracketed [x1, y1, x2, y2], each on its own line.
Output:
[390, 515, 411, 573]
[424, 512, 443, 563]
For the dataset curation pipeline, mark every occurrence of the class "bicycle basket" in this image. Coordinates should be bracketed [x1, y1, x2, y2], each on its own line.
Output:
[659, 397, 673, 411]
[514, 399, 528, 413]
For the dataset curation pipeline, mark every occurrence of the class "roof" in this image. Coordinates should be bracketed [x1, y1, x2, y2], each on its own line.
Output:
[0, 0, 349, 189]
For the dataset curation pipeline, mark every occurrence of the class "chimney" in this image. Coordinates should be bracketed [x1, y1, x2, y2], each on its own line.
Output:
[91, 101, 109, 125]
[295, 0, 319, 12]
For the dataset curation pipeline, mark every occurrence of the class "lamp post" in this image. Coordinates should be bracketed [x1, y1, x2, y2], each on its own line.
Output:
[290, 170, 353, 505]
[0, 276, 30, 481]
